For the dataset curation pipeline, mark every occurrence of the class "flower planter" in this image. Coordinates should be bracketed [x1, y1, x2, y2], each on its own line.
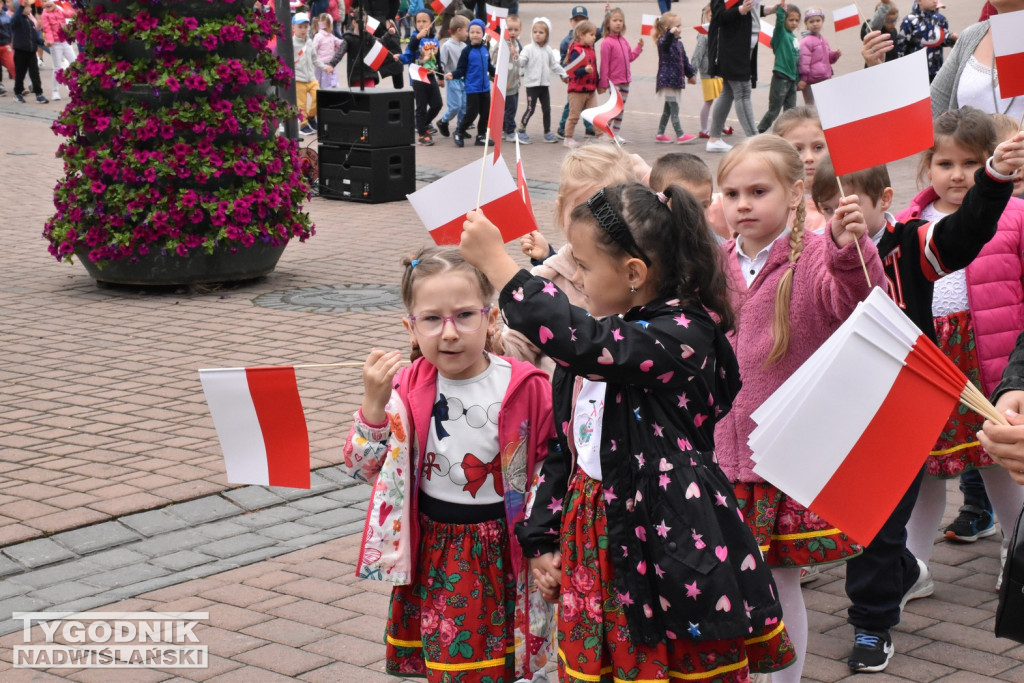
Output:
[76, 241, 286, 286]
[113, 37, 261, 61]
[95, 0, 247, 19]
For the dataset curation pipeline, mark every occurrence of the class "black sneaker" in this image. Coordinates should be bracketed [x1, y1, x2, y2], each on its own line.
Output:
[14, 93, 25, 103]
[944, 504, 997, 542]
[848, 628, 894, 673]
[418, 133, 434, 146]
[474, 134, 488, 146]
[426, 122, 437, 134]
[36, 94, 48, 104]
[453, 132, 464, 147]
[437, 119, 450, 137]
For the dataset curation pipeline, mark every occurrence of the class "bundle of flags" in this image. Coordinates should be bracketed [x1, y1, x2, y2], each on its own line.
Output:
[749, 289, 987, 545]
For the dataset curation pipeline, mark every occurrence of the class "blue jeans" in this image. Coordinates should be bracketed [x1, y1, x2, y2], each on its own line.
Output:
[440, 78, 466, 126]
[959, 469, 992, 511]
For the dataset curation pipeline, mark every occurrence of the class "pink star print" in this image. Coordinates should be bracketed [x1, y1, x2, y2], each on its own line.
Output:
[547, 497, 563, 513]
[652, 423, 664, 437]
[635, 452, 645, 467]
[659, 473, 671, 490]
[655, 520, 671, 538]
[655, 564, 665, 578]
[612, 328, 624, 341]
[542, 281, 558, 296]
[685, 581, 701, 599]
[715, 491, 729, 507]
[603, 487, 618, 503]
[693, 413, 708, 427]
[569, 327, 577, 341]
[677, 394, 690, 409]
[618, 591, 634, 607]
[674, 313, 691, 327]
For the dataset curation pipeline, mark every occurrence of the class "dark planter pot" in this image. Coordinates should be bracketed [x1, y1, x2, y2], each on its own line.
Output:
[113, 38, 261, 61]
[94, 0, 247, 19]
[76, 241, 286, 286]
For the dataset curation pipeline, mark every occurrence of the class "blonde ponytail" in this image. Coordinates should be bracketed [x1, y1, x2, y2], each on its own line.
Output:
[765, 200, 806, 366]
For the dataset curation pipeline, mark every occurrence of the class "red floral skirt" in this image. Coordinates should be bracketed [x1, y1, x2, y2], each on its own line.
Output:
[385, 514, 517, 682]
[557, 474, 796, 682]
[927, 310, 995, 477]
[733, 482, 862, 567]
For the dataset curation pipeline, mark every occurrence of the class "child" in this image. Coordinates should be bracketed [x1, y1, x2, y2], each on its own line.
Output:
[517, 16, 566, 143]
[898, 0, 956, 82]
[714, 135, 883, 683]
[437, 14, 468, 138]
[757, 3, 801, 133]
[343, 246, 556, 682]
[652, 12, 696, 144]
[452, 18, 494, 147]
[861, 1, 900, 67]
[327, 11, 388, 91]
[691, 3, 731, 139]
[557, 5, 596, 139]
[797, 7, 840, 105]
[597, 7, 642, 143]
[401, 9, 443, 146]
[812, 121, 1024, 670]
[10, 0, 45, 103]
[496, 14, 525, 143]
[772, 106, 830, 232]
[562, 19, 599, 149]
[461, 182, 795, 682]
[896, 107, 1024, 595]
[312, 13, 341, 88]
[39, 0, 73, 101]
[292, 12, 326, 135]
[649, 152, 719, 239]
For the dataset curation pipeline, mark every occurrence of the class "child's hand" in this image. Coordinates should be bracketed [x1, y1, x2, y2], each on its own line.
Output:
[861, 30, 893, 67]
[636, 37, 643, 49]
[460, 209, 520, 287]
[393, 53, 401, 60]
[834, 48, 842, 58]
[361, 349, 403, 424]
[529, 552, 562, 603]
[687, 75, 696, 85]
[445, 72, 453, 79]
[585, 65, 593, 73]
[598, 86, 607, 95]
[670, 25, 680, 35]
[325, 65, 334, 73]
[520, 230, 549, 260]
[992, 132, 1024, 176]
[561, 76, 569, 83]
[797, 80, 807, 90]
[830, 194, 868, 248]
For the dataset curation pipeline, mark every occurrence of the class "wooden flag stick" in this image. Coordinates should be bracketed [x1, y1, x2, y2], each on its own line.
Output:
[292, 360, 412, 369]
[476, 127, 491, 210]
[836, 177, 873, 287]
[961, 381, 1010, 425]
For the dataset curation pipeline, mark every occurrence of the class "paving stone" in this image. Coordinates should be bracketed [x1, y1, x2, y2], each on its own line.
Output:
[195, 520, 252, 540]
[130, 529, 213, 557]
[26, 580, 98, 604]
[118, 509, 189, 537]
[0, 594, 52, 622]
[261, 522, 325, 541]
[51, 520, 140, 554]
[0, 554, 22, 578]
[232, 507, 305, 529]
[102, 572, 194, 600]
[323, 487, 370, 505]
[266, 486, 319, 502]
[87, 547, 150, 569]
[278, 531, 344, 550]
[11, 559, 102, 589]
[222, 486, 286, 511]
[298, 507, 364, 530]
[151, 550, 216, 572]
[2, 538, 76, 568]
[0, 580, 29, 600]
[195, 534, 278, 560]
[164, 496, 243, 525]
[288, 496, 341, 513]
[83, 563, 171, 589]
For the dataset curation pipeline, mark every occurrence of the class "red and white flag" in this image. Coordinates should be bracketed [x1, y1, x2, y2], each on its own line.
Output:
[833, 4, 860, 32]
[199, 366, 311, 489]
[515, 135, 535, 220]
[750, 288, 968, 545]
[487, 21, 509, 162]
[693, 23, 709, 35]
[363, 40, 390, 71]
[430, 0, 453, 14]
[921, 26, 946, 48]
[581, 82, 624, 139]
[564, 48, 586, 72]
[365, 15, 381, 34]
[409, 64, 431, 83]
[407, 155, 538, 245]
[641, 14, 658, 36]
[759, 20, 773, 48]
[812, 49, 932, 176]
[485, 3, 508, 31]
[724, 0, 740, 9]
[990, 9, 1024, 98]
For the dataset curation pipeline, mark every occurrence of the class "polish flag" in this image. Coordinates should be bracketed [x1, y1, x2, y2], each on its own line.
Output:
[515, 135, 534, 219]
[487, 21, 509, 162]
[750, 288, 970, 545]
[693, 23, 709, 35]
[581, 82, 623, 139]
[485, 3, 508, 32]
[641, 14, 658, 36]
[833, 4, 860, 32]
[199, 366, 311, 489]
[990, 9, 1024, 98]
[724, 0, 740, 9]
[430, 0, 453, 14]
[407, 155, 538, 245]
[812, 49, 932, 176]
[485, 25, 501, 42]
[363, 40, 390, 71]
[921, 26, 946, 48]
[564, 49, 586, 73]
[759, 20, 773, 48]
[365, 15, 381, 34]
[409, 64, 431, 83]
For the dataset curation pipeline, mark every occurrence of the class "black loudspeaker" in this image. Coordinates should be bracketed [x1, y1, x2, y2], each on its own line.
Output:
[317, 90, 415, 148]
[319, 144, 416, 203]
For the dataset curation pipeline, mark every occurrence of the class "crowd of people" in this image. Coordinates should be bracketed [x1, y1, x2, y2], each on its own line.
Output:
[0, 0, 76, 103]
[335, 1, 1024, 681]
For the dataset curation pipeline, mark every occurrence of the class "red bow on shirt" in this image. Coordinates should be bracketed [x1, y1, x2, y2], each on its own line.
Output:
[461, 453, 503, 498]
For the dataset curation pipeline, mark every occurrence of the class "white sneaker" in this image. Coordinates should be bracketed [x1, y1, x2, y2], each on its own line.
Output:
[51, 92, 60, 101]
[37, 56, 45, 68]
[614, 134, 627, 145]
[899, 558, 934, 612]
[706, 139, 733, 153]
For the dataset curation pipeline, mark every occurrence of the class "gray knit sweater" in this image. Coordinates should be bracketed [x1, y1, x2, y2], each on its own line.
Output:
[930, 21, 988, 119]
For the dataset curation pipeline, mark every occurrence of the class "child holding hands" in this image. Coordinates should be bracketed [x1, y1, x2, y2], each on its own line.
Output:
[562, 19, 600, 149]
[597, 7, 642, 143]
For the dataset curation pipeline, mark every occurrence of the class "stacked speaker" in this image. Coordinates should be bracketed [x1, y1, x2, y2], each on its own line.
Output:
[317, 90, 416, 203]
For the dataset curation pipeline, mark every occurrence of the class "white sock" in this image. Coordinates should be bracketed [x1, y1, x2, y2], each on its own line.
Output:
[770, 567, 807, 683]
[980, 467, 1024, 535]
[906, 475, 946, 566]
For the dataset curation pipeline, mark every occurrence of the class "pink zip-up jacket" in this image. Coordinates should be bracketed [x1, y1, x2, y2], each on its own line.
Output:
[798, 32, 838, 84]
[896, 187, 1024, 395]
[714, 231, 884, 482]
[343, 354, 556, 679]
[40, 6, 69, 44]
[597, 32, 641, 89]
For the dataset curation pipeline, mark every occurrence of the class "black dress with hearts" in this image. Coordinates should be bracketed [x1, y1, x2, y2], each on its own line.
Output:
[503, 269, 793, 676]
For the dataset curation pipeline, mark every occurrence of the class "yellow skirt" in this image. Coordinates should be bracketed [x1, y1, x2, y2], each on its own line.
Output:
[701, 76, 723, 101]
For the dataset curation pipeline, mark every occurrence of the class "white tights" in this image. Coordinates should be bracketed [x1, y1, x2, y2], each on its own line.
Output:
[769, 567, 807, 683]
[907, 469, 1024, 566]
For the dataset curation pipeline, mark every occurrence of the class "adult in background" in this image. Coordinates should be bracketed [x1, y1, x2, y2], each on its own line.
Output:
[980, 331, 1024, 485]
[705, 0, 757, 153]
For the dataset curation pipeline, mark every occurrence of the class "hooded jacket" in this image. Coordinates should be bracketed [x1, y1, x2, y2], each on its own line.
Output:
[707, 0, 751, 82]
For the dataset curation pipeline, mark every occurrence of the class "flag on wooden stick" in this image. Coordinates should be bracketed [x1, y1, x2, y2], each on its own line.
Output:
[693, 23, 709, 35]
[430, 0, 453, 14]
[581, 82, 624, 139]
[363, 40, 390, 70]
[990, 9, 1024, 98]
[812, 49, 932, 175]
[515, 135, 535, 219]
[833, 4, 860, 31]
[759, 20, 773, 48]
[409, 65, 431, 83]
[199, 366, 311, 489]
[485, 3, 507, 31]
[641, 14, 658, 35]
[487, 21, 509, 163]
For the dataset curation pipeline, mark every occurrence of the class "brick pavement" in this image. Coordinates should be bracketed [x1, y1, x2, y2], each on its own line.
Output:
[1, 0, 1021, 679]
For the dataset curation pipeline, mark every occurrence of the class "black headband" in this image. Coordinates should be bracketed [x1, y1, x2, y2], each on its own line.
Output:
[586, 189, 651, 265]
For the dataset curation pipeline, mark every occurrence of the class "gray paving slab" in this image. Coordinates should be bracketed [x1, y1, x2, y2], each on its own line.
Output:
[83, 563, 171, 589]
[2, 538, 76, 568]
[12, 559, 103, 590]
[26, 580, 101, 604]
[195, 533, 278, 560]
[150, 550, 218, 571]
[164, 496, 244, 525]
[51, 521, 141, 554]
[131, 529, 217, 557]
[222, 486, 287, 511]
[300, 507, 365, 530]
[0, 554, 22, 578]
[195, 520, 253, 540]
[118, 509, 190, 537]
[231, 506, 306, 529]
[289, 496, 342, 514]
[87, 546, 150, 569]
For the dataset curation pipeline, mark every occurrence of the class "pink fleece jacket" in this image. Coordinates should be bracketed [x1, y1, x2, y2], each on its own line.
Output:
[896, 186, 1024, 395]
[714, 231, 884, 482]
[598, 33, 642, 89]
[40, 6, 69, 44]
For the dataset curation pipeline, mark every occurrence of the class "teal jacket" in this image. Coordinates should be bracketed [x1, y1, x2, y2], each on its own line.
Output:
[770, 5, 799, 81]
